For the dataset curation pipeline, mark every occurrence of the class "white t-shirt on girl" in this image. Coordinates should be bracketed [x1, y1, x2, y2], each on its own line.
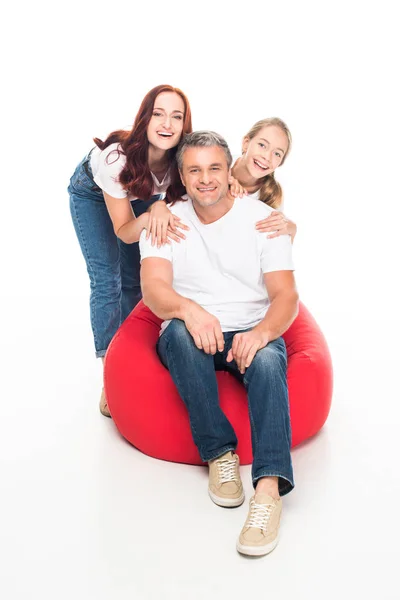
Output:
[90, 143, 171, 200]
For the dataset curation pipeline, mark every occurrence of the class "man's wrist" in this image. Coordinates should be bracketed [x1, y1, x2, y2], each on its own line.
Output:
[177, 297, 195, 322]
[254, 322, 271, 341]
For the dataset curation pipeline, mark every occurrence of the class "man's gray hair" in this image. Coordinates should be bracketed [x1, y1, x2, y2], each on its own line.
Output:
[176, 131, 233, 170]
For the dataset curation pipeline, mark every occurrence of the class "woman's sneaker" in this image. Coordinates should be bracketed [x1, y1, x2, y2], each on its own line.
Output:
[208, 451, 244, 507]
[99, 388, 111, 418]
[237, 494, 282, 556]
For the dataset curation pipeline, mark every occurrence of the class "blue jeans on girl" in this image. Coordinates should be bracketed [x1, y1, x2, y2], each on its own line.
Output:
[68, 151, 161, 357]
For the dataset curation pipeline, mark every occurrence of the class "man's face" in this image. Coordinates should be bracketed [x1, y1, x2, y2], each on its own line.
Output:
[180, 146, 230, 208]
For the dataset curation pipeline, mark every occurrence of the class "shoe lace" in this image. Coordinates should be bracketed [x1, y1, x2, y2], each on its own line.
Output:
[217, 459, 238, 484]
[247, 499, 274, 531]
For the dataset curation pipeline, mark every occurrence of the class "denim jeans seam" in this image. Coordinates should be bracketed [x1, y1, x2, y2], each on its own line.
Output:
[243, 372, 259, 450]
[70, 195, 100, 352]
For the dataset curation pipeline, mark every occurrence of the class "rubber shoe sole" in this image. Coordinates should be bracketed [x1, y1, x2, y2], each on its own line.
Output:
[208, 488, 245, 508]
[236, 536, 279, 556]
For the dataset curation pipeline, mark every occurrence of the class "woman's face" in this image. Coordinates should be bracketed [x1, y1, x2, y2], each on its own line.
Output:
[147, 92, 185, 151]
[242, 125, 288, 180]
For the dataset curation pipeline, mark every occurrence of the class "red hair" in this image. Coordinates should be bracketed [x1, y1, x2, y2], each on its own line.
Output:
[93, 85, 193, 202]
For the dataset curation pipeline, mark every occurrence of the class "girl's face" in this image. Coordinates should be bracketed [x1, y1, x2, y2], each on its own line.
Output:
[242, 125, 289, 180]
[147, 92, 185, 151]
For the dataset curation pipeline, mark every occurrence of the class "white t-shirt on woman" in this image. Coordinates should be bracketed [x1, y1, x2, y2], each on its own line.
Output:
[90, 143, 171, 200]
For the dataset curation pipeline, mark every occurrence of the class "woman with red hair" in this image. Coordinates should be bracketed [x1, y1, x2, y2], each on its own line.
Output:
[68, 85, 192, 417]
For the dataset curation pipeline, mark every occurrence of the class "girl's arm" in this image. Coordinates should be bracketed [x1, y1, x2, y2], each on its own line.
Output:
[255, 210, 297, 243]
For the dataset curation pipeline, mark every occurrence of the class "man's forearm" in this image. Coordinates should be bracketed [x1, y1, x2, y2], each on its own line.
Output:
[255, 291, 299, 341]
[142, 279, 192, 321]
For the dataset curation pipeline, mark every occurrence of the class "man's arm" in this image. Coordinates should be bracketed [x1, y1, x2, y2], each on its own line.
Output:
[254, 270, 299, 340]
[227, 270, 298, 373]
[140, 258, 224, 354]
[140, 257, 189, 321]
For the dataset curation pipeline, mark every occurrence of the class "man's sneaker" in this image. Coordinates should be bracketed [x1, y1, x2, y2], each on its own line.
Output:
[208, 451, 244, 507]
[99, 388, 111, 418]
[237, 493, 282, 556]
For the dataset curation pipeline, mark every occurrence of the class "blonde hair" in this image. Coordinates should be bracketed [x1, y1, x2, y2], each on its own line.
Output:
[243, 117, 292, 209]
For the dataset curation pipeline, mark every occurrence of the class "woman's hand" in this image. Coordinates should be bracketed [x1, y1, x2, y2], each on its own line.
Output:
[146, 200, 189, 247]
[255, 211, 297, 242]
[228, 175, 247, 198]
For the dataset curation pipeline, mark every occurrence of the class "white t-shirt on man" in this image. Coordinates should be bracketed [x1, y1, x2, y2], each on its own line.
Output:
[139, 196, 294, 334]
[90, 143, 171, 200]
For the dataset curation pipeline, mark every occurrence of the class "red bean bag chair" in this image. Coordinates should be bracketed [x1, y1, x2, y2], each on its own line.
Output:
[104, 301, 333, 465]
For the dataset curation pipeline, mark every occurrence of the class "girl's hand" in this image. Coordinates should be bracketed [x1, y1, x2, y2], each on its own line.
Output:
[255, 211, 297, 242]
[228, 175, 247, 198]
[146, 200, 189, 247]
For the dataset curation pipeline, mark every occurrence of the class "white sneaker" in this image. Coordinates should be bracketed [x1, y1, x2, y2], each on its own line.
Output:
[208, 451, 244, 507]
[237, 493, 282, 556]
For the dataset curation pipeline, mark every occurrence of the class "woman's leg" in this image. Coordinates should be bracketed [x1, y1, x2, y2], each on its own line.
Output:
[69, 157, 122, 415]
[119, 240, 142, 322]
[119, 195, 164, 322]
[69, 191, 122, 356]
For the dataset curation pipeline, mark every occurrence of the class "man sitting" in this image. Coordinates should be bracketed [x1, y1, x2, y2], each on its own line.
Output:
[139, 131, 298, 556]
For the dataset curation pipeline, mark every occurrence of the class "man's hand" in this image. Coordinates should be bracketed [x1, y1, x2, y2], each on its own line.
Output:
[184, 304, 224, 355]
[227, 327, 270, 374]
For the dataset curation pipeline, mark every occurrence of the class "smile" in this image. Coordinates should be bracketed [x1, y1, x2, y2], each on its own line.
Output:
[253, 159, 269, 171]
[157, 131, 174, 138]
[197, 187, 217, 192]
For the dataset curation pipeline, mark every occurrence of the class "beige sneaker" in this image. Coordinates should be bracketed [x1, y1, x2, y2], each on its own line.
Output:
[99, 388, 111, 418]
[208, 451, 244, 507]
[237, 493, 282, 556]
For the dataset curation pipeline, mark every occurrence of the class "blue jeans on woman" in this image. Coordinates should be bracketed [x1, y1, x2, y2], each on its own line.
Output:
[68, 151, 161, 357]
[157, 319, 294, 496]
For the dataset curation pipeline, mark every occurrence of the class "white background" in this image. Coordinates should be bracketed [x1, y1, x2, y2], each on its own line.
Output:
[1, 1, 399, 598]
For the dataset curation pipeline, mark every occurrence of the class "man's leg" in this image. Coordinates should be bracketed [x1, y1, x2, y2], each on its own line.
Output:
[157, 320, 244, 506]
[222, 335, 293, 555]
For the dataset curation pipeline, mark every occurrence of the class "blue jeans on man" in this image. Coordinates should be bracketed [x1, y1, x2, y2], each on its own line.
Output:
[157, 318, 294, 496]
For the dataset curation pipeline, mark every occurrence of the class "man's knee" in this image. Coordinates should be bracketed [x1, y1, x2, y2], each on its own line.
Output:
[164, 319, 194, 349]
[251, 338, 287, 373]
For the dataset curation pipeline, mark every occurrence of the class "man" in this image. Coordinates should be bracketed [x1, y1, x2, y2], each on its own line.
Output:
[139, 131, 299, 556]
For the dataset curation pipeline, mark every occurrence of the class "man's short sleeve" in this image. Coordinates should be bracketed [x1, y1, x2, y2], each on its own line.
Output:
[260, 233, 295, 273]
[139, 230, 173, 262]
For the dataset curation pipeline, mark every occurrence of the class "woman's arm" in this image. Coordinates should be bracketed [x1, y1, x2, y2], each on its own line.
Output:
[103, 193, 189, 246]
[146, 200, 189, 247]
[103, 192, 147, 243]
